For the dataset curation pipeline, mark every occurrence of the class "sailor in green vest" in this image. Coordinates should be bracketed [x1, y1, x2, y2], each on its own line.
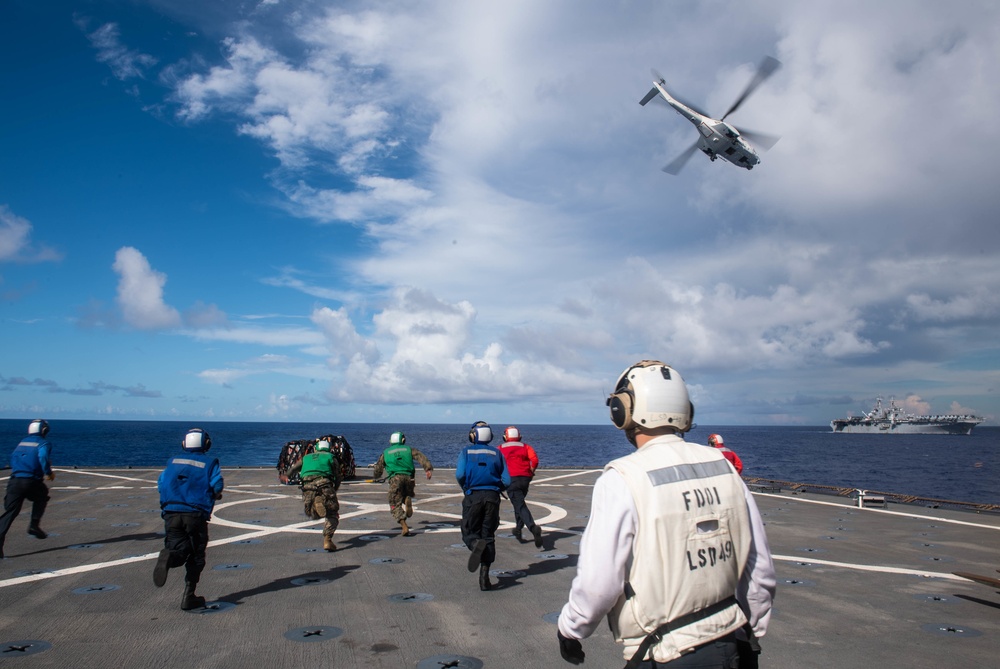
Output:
[283, 438, 341, 551]
[371, 431, 434, 536]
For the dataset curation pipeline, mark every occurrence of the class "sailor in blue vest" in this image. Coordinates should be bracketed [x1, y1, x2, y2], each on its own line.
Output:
[456, 421, 511, 591]
[153, 428, 224, 610]
[0, 419, 54, 559]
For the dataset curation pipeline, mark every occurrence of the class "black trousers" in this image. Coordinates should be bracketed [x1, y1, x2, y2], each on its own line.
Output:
[162, 512, 209, 584]
[635, 633, 739, 669]
[506, 476, 536, 531]
[0, 477, 49, 547]
[460, 489, 500, 566]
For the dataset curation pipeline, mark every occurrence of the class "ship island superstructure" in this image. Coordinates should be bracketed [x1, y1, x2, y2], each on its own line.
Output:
[831, 396, 984, 435]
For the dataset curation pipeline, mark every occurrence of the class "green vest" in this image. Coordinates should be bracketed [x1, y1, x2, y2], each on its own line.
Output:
[383, 445, 415, 478]
[300, 451, 337, 481]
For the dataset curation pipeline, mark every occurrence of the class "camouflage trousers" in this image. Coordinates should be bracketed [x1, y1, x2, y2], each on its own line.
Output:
[387, 475, 416, 522]
[301, 477, 340, 538]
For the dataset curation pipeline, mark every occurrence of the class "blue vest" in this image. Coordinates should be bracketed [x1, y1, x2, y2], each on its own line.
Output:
[459, 444, 507, 493]
[10, 436, 51, 479]
[158, 452, 220, 517]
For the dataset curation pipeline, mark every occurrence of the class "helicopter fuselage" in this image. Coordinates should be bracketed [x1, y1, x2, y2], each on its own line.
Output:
[652, 82, 760, 170]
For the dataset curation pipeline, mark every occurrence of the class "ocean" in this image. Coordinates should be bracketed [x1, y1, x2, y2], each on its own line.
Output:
[1, 420, 996, 506]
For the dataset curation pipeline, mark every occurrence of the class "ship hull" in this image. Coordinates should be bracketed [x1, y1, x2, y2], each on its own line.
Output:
[830, 420, 979, 435]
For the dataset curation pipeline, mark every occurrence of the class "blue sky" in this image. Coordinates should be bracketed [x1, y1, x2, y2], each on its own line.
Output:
[2, 0, 999, 425]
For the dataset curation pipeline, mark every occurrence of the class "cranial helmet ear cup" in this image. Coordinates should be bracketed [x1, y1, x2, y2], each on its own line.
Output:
[688, 401, 695, 426]
[608, 391, 634, 430]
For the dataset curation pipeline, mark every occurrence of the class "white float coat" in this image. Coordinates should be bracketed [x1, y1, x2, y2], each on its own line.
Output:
[558, 438, 776, 656]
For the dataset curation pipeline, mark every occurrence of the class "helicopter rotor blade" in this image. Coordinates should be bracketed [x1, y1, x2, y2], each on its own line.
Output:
[662, 142, 700, 175]
[736, 128, 781, 152]
[720, 55, 780, 121]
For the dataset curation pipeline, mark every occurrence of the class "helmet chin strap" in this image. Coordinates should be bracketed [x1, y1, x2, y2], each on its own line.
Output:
[625, 426, 638, 446]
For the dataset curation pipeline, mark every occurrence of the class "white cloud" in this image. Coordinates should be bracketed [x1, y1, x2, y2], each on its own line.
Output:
[310, 287, 595, 404]
[186, 324, 324, 347]
[112, 247, 182, 330]
[0, 206, 32, 261]
[311, 305, 379, 366]
[62, 0, 1000, 421]
[173, 36, 276, 121]
[184, 301, 229, 328]
[79, 21, 157, 81]
[197, 367, 252, 386]
[0, 206, 61, 263]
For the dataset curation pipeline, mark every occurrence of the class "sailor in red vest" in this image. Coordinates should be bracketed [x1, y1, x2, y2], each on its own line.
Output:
[708, 434, 744, 474]
[498, 426, 543, 548]
[557, 361, 775, 667]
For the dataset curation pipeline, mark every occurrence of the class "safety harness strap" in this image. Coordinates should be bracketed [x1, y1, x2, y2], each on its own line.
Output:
[623, 596, 738, 669]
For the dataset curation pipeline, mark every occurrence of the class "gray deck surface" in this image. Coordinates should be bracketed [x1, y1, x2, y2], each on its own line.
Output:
[0, 467, 997, 668]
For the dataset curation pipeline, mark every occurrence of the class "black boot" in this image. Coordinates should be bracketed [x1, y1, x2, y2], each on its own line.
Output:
[512, 527, 523, 543]
[153, 549, 171, 587]
[467, 539, 487, 572]
[27, 523, 47, 539]
[181, 582, 206, 610]
[531, 525, 543, 548]
[479, 564, 492, 591]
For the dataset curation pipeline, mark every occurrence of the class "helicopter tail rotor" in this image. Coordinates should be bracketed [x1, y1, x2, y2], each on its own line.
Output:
[641, 68, 667, 106]
[662, 142, 700, 175]
[720, 55, 780, 122]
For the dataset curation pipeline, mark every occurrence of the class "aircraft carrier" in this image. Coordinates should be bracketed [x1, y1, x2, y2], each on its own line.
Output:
[830, 397, 984, 435]
[0, 466, 996, 668]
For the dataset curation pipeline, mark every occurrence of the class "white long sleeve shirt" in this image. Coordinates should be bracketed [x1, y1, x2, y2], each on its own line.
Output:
[558, 467, 775, 641]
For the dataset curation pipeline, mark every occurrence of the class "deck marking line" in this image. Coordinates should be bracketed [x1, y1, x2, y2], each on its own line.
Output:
[752, 492, 1000, 531]
[773, 554, 968, 581]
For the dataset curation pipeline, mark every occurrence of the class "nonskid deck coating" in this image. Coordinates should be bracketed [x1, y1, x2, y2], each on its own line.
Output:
[0, 467, 997, 668]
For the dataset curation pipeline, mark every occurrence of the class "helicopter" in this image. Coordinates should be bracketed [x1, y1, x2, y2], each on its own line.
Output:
[640, 56, 781, 174]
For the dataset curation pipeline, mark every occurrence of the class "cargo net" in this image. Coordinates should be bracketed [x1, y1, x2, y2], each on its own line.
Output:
[276, 435, 357, 485]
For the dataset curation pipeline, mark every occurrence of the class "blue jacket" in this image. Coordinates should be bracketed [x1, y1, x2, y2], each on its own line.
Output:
[456, 443, 510, 493]
[10, 436, 53, 479]
[158, 452, 224, 518]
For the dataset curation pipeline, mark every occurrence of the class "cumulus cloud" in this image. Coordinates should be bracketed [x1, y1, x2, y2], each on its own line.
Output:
[61, 1, 1000, 421]
[309, 287, 594, 404]
[112, 246, 182, 330]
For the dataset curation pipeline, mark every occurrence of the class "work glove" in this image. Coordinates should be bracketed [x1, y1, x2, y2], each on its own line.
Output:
[46, 472, 55, 481]
[557, 630, 585, 665]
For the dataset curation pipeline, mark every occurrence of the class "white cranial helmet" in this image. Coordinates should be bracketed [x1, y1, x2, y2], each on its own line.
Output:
[182, 428, 212, 452]
[607, 360, 694, 436]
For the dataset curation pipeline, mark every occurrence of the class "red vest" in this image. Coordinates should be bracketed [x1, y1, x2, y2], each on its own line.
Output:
[499, 441, 538, 477]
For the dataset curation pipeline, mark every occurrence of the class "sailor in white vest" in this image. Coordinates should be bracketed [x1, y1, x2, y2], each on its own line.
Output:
[557, 361, 775, 668]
